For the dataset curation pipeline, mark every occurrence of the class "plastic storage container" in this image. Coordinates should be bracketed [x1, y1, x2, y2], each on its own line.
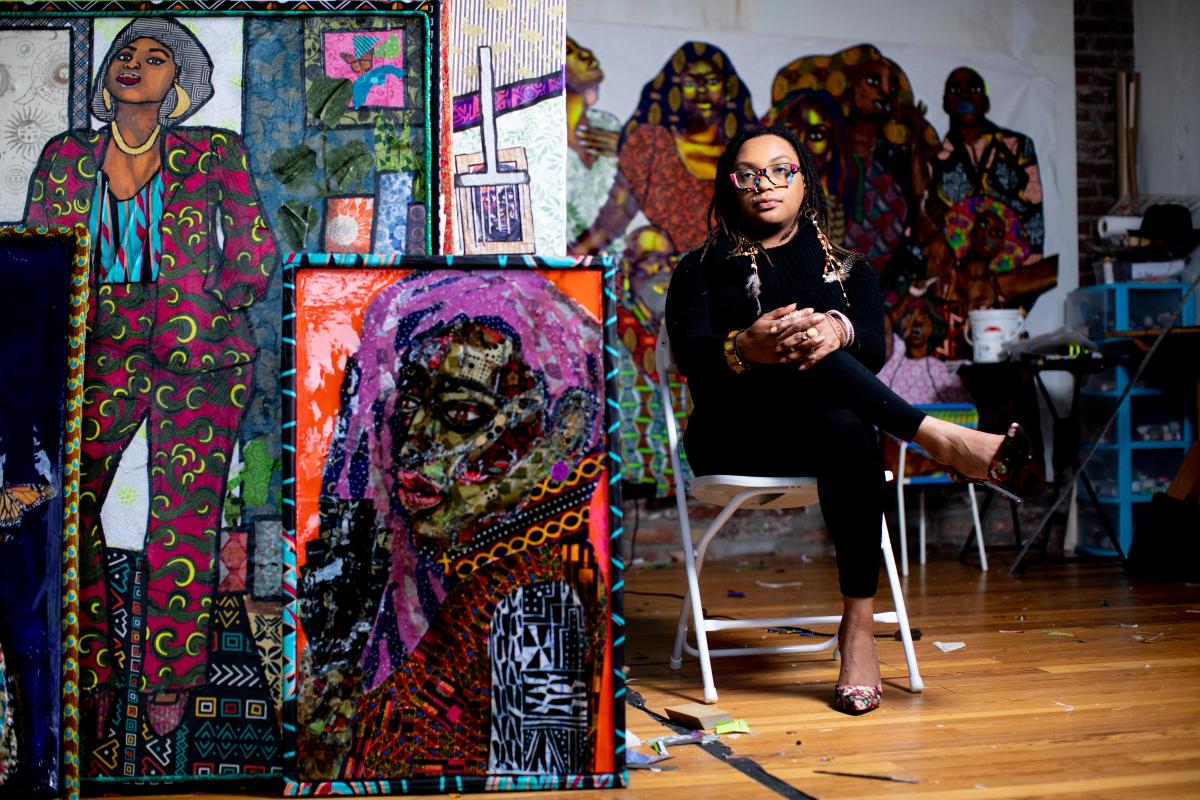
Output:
[1066, 281, 1197, 340]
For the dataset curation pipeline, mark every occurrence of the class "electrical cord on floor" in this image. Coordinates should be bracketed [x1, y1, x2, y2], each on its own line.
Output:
[1008, 266, 1200, 573]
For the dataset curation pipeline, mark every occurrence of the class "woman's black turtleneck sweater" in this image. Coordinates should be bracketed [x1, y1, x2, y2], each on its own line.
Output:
[664, 225, 892, 474]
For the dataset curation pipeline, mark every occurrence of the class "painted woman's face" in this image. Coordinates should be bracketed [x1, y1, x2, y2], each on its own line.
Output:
[386, 321, 549, 549]
[106, 37, 177, 107]
[944, 68, 988, 127]
[971, 210, 1007, 259]
[566, 38, 604, 95]
[793, 103, 834, 168]
[680, 60, 725, 123]
[902, 306, 935, 350]
[852, 60, 898, 121]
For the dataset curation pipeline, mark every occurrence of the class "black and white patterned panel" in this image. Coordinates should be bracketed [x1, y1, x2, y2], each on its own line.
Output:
[489, 581, 588, 775]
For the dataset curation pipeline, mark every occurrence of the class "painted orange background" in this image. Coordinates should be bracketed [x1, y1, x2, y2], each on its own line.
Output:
[293, 267, 612, 774]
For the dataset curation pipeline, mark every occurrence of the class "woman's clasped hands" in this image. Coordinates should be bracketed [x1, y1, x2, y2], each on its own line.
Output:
[735, 303, 847, 370]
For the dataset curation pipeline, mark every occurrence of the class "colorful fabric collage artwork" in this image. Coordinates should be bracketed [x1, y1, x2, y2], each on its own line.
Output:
[0, 225, 87, 800]
[283, 254, 626, 795]
[0, 2, 436, 791]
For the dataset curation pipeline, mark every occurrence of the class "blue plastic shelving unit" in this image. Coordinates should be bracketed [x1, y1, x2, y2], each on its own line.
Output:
[1068, 281, 1197, 555]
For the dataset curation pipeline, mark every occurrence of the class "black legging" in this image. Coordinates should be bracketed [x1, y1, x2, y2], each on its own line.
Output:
[684, 351, 927, 598]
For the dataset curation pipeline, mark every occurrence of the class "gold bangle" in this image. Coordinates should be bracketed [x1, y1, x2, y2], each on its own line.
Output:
[724, 329, 749, 373]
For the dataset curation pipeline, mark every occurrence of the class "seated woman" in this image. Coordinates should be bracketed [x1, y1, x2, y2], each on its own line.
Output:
[665, 126, 1029, 715]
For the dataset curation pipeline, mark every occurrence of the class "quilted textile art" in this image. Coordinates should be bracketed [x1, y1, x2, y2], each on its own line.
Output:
[0, 225, 87, 800]
[283, 254, 626, 795]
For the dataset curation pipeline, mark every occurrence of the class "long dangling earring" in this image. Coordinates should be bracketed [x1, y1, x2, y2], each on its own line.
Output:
[808, 207, 852, 308]
[167, 82, 191, 119]
[102, 87, 113, 111]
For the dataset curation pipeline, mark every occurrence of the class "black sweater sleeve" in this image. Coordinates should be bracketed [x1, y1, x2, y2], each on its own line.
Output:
[840, 260, 887, 374]
[665, 251, 741, 382]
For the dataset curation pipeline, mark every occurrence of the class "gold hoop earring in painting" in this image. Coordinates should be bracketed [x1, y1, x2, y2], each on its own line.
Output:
[102, 87, 112, 111]
[167, 83, 191, 119]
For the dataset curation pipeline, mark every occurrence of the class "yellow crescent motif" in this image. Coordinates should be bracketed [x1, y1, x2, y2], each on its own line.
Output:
[167, 147, 187, 173]
[230, 384, 246, 408]
[153, 629, 176, 657]
[165, 556, 196, 588]
[73, 197, 91, 215]
[185, 387, 207, 409]
[167, 314, 198, 344]
[168, 593, 188, 610]
[155, 385, 175, 407]
[49, 166, 68, 185]
[76, 154, 96, 179]
[198, 427, 214, 444]
[185, 632, 207, 656]
[197, 151, 212, 174]
[164, 286, 180, 305]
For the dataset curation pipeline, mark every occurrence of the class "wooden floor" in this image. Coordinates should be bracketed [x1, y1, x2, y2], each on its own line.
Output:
[122, 554, 1200, 799]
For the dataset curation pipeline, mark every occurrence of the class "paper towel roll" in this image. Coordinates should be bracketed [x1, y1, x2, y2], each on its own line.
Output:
[1097, 214, 1142, 239]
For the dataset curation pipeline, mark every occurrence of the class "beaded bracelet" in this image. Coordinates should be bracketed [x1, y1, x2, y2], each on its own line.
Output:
[723, 329, 750, 373]
[826, 310, 855, 348]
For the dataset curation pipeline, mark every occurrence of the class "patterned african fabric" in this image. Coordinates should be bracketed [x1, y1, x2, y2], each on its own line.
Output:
[618, 124, 712, 253]
[0, 643, 14, 785]
[879, 334, 971, 405]
[90, 171, 165, 284]
[843, 155, 907, 274]
[615, 306, 688, 496]
[931, 121, 1044, 256]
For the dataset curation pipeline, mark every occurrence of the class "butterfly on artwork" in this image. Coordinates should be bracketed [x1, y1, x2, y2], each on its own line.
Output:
[339, 32, 403, 75]
[0, 483, 54, 529]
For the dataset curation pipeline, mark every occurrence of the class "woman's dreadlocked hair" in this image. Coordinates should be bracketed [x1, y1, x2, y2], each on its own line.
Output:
[700, 124, 860, 267]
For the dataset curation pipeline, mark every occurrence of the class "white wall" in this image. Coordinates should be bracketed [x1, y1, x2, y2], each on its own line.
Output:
[1135, 0, 1200, 197]
[568, 0, 1079, 291]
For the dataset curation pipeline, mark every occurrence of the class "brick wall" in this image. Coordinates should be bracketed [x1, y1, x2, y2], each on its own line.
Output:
[1075, 0, 1135, 279]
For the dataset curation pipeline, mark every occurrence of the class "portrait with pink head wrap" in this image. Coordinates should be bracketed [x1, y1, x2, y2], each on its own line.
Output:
[296, 269, 610, 779]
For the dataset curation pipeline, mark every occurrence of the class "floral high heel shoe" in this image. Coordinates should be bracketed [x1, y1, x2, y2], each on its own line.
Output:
[945, 422, 1033, 503]
[834, 683, 883, 715]
[833, 625, 882, 715]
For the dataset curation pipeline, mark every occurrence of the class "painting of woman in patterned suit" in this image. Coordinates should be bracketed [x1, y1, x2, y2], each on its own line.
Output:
[23, 15, 277, 736]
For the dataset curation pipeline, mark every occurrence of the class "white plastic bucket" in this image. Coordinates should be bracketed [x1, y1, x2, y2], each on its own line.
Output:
[964, 309, 1024, 363]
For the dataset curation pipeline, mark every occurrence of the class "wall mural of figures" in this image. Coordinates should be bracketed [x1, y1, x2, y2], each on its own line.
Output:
[0, 226, 87, 800]
[0, 1, 437, 788]
[451, 0, 567, 256]
[567, 23, 1063, 493]
[283, 256, 625, 795]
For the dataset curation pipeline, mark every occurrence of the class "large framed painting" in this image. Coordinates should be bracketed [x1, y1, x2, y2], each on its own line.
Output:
[0, 225, 88, 800]
[282, 253, 627, 794]
[0, 1, 439, 791]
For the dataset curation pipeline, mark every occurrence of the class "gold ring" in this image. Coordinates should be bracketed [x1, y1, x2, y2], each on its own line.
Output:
[806, 327, 819, 339]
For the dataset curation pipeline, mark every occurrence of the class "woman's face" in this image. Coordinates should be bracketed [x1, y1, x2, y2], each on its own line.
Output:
[792, 103, 834, 168]
[733, 134, 805, 231]
[903, 306, 934, 350]
[386, 322, 549, 549]
[971, 210, 1007, 258]
[680, 60, 725, 123]
[853, 60, 898, 121]
[106, 37, 177, 107]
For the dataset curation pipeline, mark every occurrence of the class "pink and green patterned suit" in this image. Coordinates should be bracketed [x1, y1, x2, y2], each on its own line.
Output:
[26, 127, 277, 692]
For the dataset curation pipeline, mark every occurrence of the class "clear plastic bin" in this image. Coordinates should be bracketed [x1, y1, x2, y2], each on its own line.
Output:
[1066, 282, 1197, 339]
[1130, 394, 1187, 442]
[1080, 448, 1119, 498]
[1131, 449, 1186, 497]
[1079, 398, 1117, 445]
[1082, 365, 1119, 394]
